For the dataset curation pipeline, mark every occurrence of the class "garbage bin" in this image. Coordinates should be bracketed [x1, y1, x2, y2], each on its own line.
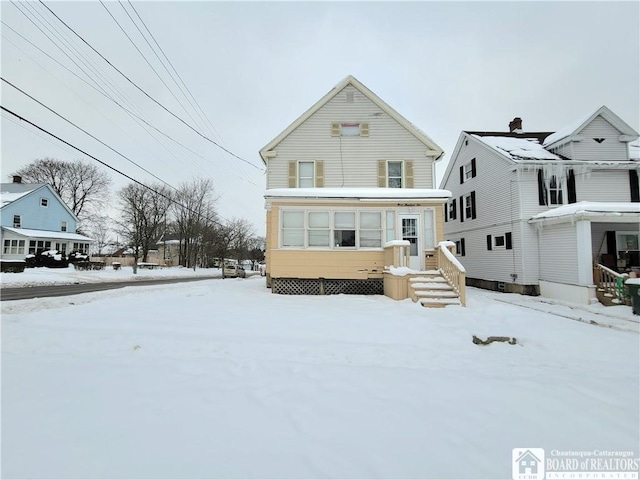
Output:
[625, 279, 640, 315]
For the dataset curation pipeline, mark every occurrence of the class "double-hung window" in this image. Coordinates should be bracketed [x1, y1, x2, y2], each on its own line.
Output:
[387, 162, 403, 188]
[460, 158, 477, 183]
[461, 192, 476, 220]
[334, 212, 356, 247]
[298, 162, 314, 188]
[308, 212, 330, 247]
[549, 175, 563, 205]
[281, 211, 305, 247]
[61, 221, 67, 232]
[13, 215, 21, 228]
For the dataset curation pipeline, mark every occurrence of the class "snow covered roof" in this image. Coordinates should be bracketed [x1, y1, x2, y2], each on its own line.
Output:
[264, 187, 452, 200]
[0, 183, 47, 207]
[2, 227, 94, 242]
[543, 106, 639, 147]
[1, 190, 31, 207]
[472, 135, 562, 161]
[529, 201, 640, 225]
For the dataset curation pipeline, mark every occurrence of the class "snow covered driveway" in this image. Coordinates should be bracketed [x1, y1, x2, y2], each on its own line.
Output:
[2, 276, 638, 478]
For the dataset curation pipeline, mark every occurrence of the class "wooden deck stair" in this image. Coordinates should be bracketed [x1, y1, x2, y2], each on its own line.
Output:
[409, 271, 461, 308]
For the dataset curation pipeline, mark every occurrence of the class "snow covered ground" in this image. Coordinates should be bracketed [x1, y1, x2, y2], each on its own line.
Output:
[2, 268, 639, 479]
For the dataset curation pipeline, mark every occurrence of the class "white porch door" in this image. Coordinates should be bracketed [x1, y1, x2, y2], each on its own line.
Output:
[400, 214, 421, 271]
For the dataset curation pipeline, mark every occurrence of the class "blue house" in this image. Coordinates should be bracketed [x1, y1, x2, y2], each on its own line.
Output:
[1, 176, 93, 260]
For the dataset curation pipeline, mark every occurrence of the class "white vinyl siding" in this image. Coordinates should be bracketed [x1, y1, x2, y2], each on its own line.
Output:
[267, 85, 435, 189]
[538, 223, 579, 285]
[575, 169, 636, 202]
[572, 116, 629, 162]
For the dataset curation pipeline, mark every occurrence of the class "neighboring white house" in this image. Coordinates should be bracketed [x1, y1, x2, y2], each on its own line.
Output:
[1, 176, 93, 260]
[440, 106, 640, 304]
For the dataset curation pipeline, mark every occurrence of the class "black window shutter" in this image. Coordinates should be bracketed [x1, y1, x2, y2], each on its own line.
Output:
[445, 204, 448, 222]
[459, 165, 464, 184]
[461, 238, 466, 256]
[506, 232, 512, 250]
[459, 196, 464, 222]
[537, 169, 547, 206]
[487, 234, 492, 250]
[470, 191, 477, 219]
[567, 169, 577, 204]
[606, 231, 617, 257]
[452, 199, 456, 219]
[630, 170, 639, 202]
[471, 158, 477, 178]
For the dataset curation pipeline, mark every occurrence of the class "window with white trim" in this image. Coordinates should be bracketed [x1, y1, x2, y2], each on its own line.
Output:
[463, 192, 475, 220]
[281, 211, 304, 247]
[280, 209, 383, 249]
[298, 162, 314, 188]
[29, 240, 52, 254]
[73, 242, 90, 254]
[334, 212, 356, 247]
[308, 211, 330, 247]
[13, 215, 21, 228]
[3, 239, 25, 255]
[454, 238, 465, 257]
[549, 175, 563, 205]
[388, 161, 403, 188]
[61, 221, 67, 232]
[494, 235, 506, 249]
[459, 158, 476, 183]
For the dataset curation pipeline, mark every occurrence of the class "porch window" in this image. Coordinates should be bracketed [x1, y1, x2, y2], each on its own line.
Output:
[308, 212, 330, 247]
[359, 212, 382, 248]
[72, 243, 90, 254]
[29, 240, 51, 254]
[281, 211, 305, 247]
[334, 212, 356, 247]
[386, 211, 395, 242]
[3, 239, 25, 255]
[617, 232, 639, 268]
[13, 215, 21, 228]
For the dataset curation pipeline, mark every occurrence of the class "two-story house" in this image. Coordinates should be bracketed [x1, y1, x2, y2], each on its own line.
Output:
[259, 76, 464, 306]
[1, 176, 93, 261]
[440, 106, 640, 305]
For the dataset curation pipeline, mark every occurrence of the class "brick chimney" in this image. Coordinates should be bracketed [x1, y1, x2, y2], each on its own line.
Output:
[12, 175, 22, 184]
[509, 117, 523, 133]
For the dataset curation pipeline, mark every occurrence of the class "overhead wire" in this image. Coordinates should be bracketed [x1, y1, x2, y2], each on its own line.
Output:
[1, 105, 230, 228]
[39, 0, 264, 172]
[1, 23, 259, 187]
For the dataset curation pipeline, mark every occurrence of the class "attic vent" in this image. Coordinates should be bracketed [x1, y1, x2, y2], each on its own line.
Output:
[346, 91, 354, 103]
[593, 138, 605, 144]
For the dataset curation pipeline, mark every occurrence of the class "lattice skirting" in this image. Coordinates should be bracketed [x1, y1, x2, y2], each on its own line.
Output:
[272, 278, 383, 296]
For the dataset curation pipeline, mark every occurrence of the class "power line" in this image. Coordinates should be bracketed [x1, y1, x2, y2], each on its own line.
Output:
[1, 21, 239, 182]
[39, 0, 264, 172]
[1, 105, 229, 228]
[2, 77, 178, 193]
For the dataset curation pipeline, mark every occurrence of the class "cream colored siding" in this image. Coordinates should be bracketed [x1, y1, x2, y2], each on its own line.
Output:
[267, 85, 434, 189]
[538, 224, 579, 284]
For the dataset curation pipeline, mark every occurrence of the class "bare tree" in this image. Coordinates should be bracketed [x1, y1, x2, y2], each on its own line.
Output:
[83, 214, 114, 255]
[171, 178, 218, 268]
[118, 183, 172, 273]
[12, 158, 112, 220]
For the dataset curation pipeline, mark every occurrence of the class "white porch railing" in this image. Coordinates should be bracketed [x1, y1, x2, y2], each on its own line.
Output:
[437, 242, 466, 307]
[593, 264, 631, 306]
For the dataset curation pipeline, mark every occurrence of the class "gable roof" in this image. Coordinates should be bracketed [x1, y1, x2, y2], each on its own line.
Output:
[471, 135, 562, 161]
[259, 75, 444, 163]
[543, 105, 639, 147]
[0, 183, 79, 221]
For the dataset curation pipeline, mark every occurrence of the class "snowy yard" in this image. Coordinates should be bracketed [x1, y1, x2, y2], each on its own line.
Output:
[1, 270, 639, 479]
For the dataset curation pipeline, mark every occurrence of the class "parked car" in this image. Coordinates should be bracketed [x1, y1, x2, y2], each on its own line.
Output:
[223, 263, 246, 278]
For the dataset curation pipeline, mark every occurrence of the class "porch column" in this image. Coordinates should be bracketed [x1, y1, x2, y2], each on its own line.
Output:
[576, 220, 593, 285]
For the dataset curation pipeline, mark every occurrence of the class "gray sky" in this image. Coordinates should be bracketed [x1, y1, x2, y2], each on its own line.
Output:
[2, 1, 639, 236]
